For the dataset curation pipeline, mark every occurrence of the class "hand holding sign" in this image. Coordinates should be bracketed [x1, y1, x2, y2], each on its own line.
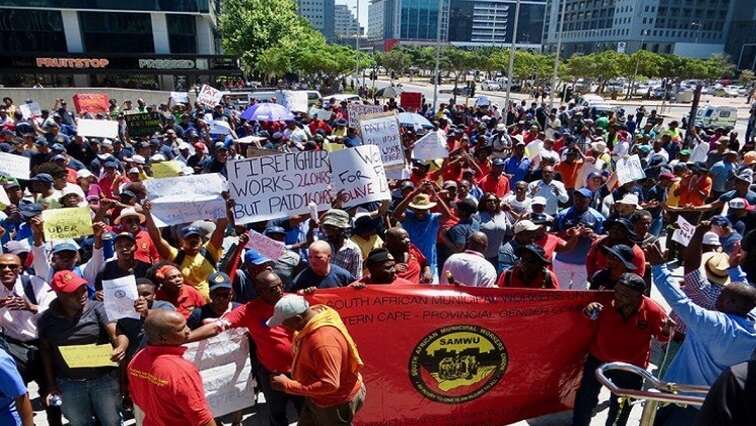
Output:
[41, 207, 93, 241]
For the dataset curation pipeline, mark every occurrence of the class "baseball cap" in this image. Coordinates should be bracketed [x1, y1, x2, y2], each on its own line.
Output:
[193, 142, 207, 152]
[514, 220, 541, 234]
[575, 188, 593, 199]
[735, 172, 753, 184]
[30, 173, 53, 185]
[18, 203, 43, 219]
[114, 232, 136, 243]
[365, 248, 395, 266]
[616, 193, 639, 206]
[181, 226, 203, 238]
[208, 271, 232, 292]
[710, 216, 732, 227]
[321, 209, 351, 229]
[702, 231, 721, 246]
[616, 273, 646, 293]
[728, 198, 750, 210]
[244, 249, 272, 266]
[76, 169, 94, 179]
[50, 270, 88, 293]
[4, 240, 31, 255]
[264, 226, 287, 237]
[52, 242, 79, 254]
[266, 294, 309, 327]
[531, 196, 547, 206]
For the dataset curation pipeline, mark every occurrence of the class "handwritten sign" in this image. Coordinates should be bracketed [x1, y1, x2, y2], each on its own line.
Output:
[276, 90, 308, 113]
[227, 151, 331, 224]
[150, 161, 183, 178]
[400, 92, 422, 111]
[0, 152, 31, 180]
[170, 91, 189, 104]
[72, 93, 109, 114]
[310, 107, 332, 120]
[18, 102, 41, 119]
[209, 120, 232, 135]
[671, 215, 696, 247]
[59, 344, 117, 368]
[183, 329, 256, 417]
[197, 84, 223, 107]
[77, 119, 118, 139]
[616, 155, 645, 185]
[412, 131, 448, 161]
[330, 145, 390, 208]
[347, 103, 384, 128]
[359, 112, 404, 167]
[144, 173, 227, 227]
[103, 275, 139, 321]
[41, 207, 93, 241]
[246, 230, 286, 260]
[124, 112, 161, 138]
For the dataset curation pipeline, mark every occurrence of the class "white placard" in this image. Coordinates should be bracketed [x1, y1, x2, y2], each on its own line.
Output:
[0, 186, 10, 206]
[236, 135, 266, 145]
[246, 230, 286, 260]
[227, 151, 332, 224]
[144, 174, 227, 227]
[18, 102, 41, 119]
[77, 119, 118, 138]
[209, 120, 231, 135]
[671, 215, 696, 247]
[616, 155, 646, 185]
[359, 112, 404, 167]
[347, 103, 384, 128]
[276, 90, 308, 113]
[0, 152, 31, 180]
[197, 84, 223, 107]
[330, 145, 391, 208]
[102, 275, 139, 321]
[170, 91, 189, 104]
[524, 140, 543, 160]
[183, 329, 256, 417]
[411, 131, 448, 161]
[309, 107, 332, 120]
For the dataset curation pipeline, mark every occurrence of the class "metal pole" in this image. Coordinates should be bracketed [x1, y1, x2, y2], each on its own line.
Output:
[684, 83, 703, 147]
[504, 0, 521, 116]
[549, 0, 567, 107]
[355, 0, 360, 87]
[432, 0, 444, 113]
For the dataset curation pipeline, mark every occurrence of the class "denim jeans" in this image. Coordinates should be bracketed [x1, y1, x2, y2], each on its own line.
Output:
[572, 355, 643, 426]
[58, 372, 123, 426]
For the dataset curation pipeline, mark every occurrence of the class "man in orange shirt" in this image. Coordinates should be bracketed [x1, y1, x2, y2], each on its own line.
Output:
[678, 162, 712, 208]
[269, 295, 366, 425]
[476, 157, 510, 198]
[555, 148, 584, 196]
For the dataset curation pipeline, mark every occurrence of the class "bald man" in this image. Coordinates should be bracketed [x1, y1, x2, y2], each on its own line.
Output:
[128, 310, 216, 426]
[440, 232, 498, 287]
[289, 241, 356, 292]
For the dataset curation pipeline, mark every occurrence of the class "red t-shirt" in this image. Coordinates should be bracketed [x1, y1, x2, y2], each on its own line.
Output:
[589, 297, 669, 367]
[536, 233, 566, 271]
[134, 230, 160, 264]
[556, 160, 583, 190]
[585, 238, 646, 278]
[156, 285, 206, 319]
[497, 268, 559, 289]
[128, 345, 214, 426]
[476, 174, 510, 198]
[395, 245, 427, 284]
[223, 299, 294, 373]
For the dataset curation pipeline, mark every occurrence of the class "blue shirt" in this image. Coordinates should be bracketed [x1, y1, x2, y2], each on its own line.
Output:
[709, 161, 736, 193]
[289, 264, 355, 292]
[0, 347, 25, 426]
[504, 155, 530, 190]
[402, 210, 442, 271]
[652, 265, 756, 387]
[554, 207, 605, 264]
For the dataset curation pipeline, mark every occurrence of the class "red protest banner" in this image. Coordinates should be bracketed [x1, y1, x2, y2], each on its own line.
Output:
[309, 286, 610, 425]
[400, 92, 422, 112]
[72, 93, 110, 114]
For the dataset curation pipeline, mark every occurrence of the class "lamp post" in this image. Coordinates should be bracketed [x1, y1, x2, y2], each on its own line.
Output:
[504, 0, 521, 117]
[630, 29, 648, 98]
[432, 0, 446, 113]
[549, 0, 567, 107]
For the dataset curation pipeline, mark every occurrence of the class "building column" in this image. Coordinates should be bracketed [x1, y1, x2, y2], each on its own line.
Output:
[151, 13, 171, 54]
[61, 10, 83, 53]
[196, 16, 215, 54]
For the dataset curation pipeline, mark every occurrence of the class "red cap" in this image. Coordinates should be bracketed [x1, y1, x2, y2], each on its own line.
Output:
[193, 142, 207, 152]
[50, 271, 88, 293]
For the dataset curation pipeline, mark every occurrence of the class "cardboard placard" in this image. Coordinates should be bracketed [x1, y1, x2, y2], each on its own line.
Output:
[347, 103, 384, 128]
[330, 145, 391, 208]
[197, 84, 223, 107]
[411, 131, 448, 161]
[143, 173, 227, 227]
[77, 119, 119, 139]
[0, 152, 31, 180]
[245, 230, 287, 260]
[359, 112, 404, 167]
[400, 92, 422, 111]
[41, 207, 93, 241]
[124, 112, 162, 138]
[72, 93, 110, 114]
[616, 155, 646, 185]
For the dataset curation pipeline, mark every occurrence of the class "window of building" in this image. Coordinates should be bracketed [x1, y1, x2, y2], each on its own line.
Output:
[0, 8, 67, 53]
[167, 14, 196, 53]
[80, 11, 154, 53]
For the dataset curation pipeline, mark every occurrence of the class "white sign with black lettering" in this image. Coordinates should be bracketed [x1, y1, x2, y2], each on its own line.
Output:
[330, 145, 390, 208]
[359, 112, 404, 167]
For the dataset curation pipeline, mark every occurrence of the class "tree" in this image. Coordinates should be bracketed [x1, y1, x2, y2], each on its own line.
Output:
[219, 0, 310, 74]
[620, 50, 665, 98]
[441, 47, 478, 97]
[377, 49, 412, 82]
[739, 69, 755, 87]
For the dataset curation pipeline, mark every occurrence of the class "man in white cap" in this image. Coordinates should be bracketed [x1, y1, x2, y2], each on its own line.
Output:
[498, 220, 540, 273]
[527, 165, 568, 216]
[268, 294, 366, 425]
[613, 193, 639, 218]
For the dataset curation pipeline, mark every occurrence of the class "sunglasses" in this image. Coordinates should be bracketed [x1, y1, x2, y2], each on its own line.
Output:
[0, 264, 21, 270]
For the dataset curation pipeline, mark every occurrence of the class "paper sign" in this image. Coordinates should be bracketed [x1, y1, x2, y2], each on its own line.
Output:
[524, 140, 543, 160]
[170, 91, 189, 104]
[150, 161, 183, 178]
[412, 131, 448, 161]
[400, 92, 422, 111]
[227, 151, 332, 224]
[330, 145, 391, 208]
[124, 112, 162, 138]
[197, 84, 223, 107]
[59, 344, 117, 368]
[144, 173, 227, 227]
[671, 215, 696, 247]
[348, 103, 384, 128]
[237, 135, 266, 145]
[310, 107, 332, 120]
[276, 90, 308, 113]
[323, 142, 345, 152]
[77, 119, 119, 139]
[41, 207, 93, 241]
[18, 102, 41, 119]
[72, 93, 109, 114]
[246, 230, 286, 260]
[0, 152, 31, 180]
[103, 275, 139, 321]
[616, 155, 645, 185]
[209, 120, 231, 135]
[183, 329, 257, 417]
[0, 186, 10, 207]
[359, 112, 404, 167]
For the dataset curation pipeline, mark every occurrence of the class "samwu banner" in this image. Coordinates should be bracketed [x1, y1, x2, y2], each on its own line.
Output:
[309, 286, 609, 426]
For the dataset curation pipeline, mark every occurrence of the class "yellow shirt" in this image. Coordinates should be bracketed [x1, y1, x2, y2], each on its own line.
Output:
[350, 234, 384, 260]
[667, 181, 680, 207]
[168, 241, 222, 300]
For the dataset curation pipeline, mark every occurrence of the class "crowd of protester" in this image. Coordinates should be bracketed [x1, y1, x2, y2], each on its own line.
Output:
[1, 90, 756, 426]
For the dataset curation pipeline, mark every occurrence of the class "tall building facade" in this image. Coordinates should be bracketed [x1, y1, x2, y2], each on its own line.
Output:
[297, 0, 336, 40]
[725, 0, 756, 70]
[0, 0, 239, 89]
[335, 3, 363, 37]
[447, 0, 546, 49]
[368, 0, 450, 50]
[542, 0, 737, 58]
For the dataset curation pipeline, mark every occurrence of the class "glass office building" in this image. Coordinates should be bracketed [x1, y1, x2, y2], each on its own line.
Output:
[447, 0, 546, 48]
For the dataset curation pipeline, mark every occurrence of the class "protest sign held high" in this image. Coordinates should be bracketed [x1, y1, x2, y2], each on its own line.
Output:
[228, 151, 332, 224]
[330, 145, 390, 208]
[77, 119, 119, 139]
[150, 161, 183, 178]
[18, 102, 41, 119]
[72, 93, 109, 114]
[102, 276, 140, 321]
[246, 230, 286, 260]
[276, 90, 309, 113]
[124, 112, 162, 138]
[310, 286, 610, 426]
[347, 103, 384, 128]
[400, 92, 422, 112]
[412, 131, 449, 161]
[144, 173, 227, 227]
[170, 91, 189, 104]
[197, 84, 223, 107]
[359, 112, 404, 167]
[616, 155, 645, 185]
[0, 152, 31, 180]
[41, 207, 93, 240]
